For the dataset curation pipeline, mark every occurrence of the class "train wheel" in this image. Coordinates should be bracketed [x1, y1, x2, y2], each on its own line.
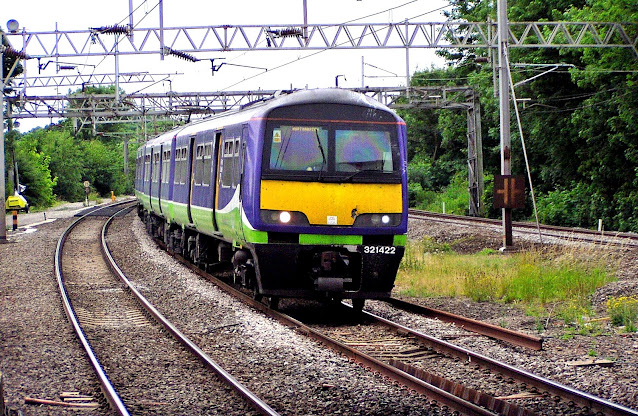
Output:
[266, 296, 279, 310]
[352, 299, 365, 313]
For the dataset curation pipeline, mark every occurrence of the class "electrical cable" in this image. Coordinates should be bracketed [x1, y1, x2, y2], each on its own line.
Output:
[221, 4, 450, 92]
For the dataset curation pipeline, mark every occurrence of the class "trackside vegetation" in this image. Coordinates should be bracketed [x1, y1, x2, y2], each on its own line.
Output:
[396, 239, 626, 332]
[400, 0, 638, 232]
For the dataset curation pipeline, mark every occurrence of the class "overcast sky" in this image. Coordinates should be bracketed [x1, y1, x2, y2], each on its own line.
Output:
[4, 0, 451, 130]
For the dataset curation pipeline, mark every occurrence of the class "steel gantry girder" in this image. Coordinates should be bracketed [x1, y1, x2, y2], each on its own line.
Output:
[4, 21, 637, 57]
[7, 86, 475, 119]
[15, 72, 181, 89]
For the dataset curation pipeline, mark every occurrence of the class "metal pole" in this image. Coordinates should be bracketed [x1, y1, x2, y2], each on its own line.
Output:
[361, 56, 364, 88]
[405, 19, 410, 89]
[159, 0, 165, 60]
[497, 0, 513, 249]
[115, 39, 120, 103]
[123, 138, 129, 177]
[303, 0, 308, 46]
[128, 0, 135, 41]
[0, 48, 7, 241]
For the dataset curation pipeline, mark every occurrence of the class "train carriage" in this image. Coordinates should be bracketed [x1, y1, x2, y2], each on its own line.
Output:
[135, 88, 408, 309]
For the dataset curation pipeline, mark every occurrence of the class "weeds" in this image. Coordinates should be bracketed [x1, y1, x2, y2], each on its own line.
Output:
[397, 239, 619, 335]
[607, 296, 638, 332]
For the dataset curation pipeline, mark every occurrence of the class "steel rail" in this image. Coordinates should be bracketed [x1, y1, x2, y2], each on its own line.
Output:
[144, 214, 637, 415]
[383, 297, 543, 350]
[163, 249, 496, 416]
[101, 209, 280, 416]
[54, 201, 133, 416]
[157, 238, 638, 415]
[363, 308, 638, 416]
[409, 209, 638, 247]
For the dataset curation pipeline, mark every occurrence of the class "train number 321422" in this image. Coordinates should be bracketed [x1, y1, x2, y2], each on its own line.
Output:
[363, 246, 396, 254]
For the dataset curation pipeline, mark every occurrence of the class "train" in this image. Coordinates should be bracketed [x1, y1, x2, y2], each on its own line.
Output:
[135, 88, 408, 310]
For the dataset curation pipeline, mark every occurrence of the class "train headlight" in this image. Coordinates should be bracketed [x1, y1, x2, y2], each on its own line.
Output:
[279, 211, 292, 223]
[353, 213, 402, 227]
[260, 210, 310, 226]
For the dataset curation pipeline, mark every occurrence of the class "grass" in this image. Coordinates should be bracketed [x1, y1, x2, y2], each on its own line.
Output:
[396, 239, 618, 330]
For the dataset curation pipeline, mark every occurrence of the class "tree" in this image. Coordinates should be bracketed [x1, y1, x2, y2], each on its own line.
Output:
[11, 134, 56, 207]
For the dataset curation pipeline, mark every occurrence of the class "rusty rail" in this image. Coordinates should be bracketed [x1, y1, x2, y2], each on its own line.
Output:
[384, 297, 543, 350]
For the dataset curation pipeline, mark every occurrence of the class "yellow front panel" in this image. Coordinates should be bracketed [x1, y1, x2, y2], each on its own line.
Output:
[260, 180, 402, 226]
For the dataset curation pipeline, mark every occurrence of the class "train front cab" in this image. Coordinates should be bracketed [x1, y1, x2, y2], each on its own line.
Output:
[246, 101, 408, 305]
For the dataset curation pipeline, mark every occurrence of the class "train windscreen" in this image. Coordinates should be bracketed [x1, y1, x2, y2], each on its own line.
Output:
[262, 104, 401, 183]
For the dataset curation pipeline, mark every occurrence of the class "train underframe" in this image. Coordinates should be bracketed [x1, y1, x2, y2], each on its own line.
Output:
[140, 207, 404, 311]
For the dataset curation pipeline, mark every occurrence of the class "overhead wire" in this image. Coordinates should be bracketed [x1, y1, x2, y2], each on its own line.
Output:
[221, 3, 451, 91]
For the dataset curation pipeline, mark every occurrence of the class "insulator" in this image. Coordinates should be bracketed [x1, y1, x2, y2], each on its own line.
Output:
[268, 28, 303, 38]
[3, 46, 31, 60]
[163, 47, 199, 62]
[90, 25, 131, 35]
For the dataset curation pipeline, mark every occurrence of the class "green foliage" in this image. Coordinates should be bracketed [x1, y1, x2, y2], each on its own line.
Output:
[12, 135, 56, 207]
[421, 171, 469, 214]
[402, 0, 638, 232]
[82, 140, 127, 196]
[26, 128, 85, 202]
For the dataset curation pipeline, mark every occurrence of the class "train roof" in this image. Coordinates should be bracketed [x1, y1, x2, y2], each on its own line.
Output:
[144, 88, 399, 146]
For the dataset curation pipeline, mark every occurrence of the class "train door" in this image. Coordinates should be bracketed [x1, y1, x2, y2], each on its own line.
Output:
[158, 144, 164, 214]
[212, 131, 222, 231]
[237, 125, 249, 241]
[187, 136, 196, 224]
[148, 147, 154, 211]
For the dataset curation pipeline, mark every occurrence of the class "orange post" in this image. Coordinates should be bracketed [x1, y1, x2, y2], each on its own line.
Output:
[111, 191, 116, 201]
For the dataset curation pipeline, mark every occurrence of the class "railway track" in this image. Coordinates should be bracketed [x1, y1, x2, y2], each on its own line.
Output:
[55, 202, 278, 416]
[409, 209, 638, 248]
[381, 297, 543, 351]
[152, 238, 637, 415]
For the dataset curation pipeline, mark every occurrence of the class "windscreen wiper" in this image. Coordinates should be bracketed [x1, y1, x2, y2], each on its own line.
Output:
[315, 130, 327, 181]
[343, 169, 385, 182]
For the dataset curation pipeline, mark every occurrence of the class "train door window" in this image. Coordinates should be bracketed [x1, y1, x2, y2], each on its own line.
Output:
[202, 144, 213, 186]
[194, 145, 205, 185]
[152, 152, 160, 183]
[174, 147, 184, 185]
[144, 154, 151, 182]
[233, 138, 241, 187]
[221, 139, 235, 188]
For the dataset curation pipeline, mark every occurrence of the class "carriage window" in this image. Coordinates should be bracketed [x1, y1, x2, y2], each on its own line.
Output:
[194, 145, 204, 185]
[173, 147, 184, 185]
